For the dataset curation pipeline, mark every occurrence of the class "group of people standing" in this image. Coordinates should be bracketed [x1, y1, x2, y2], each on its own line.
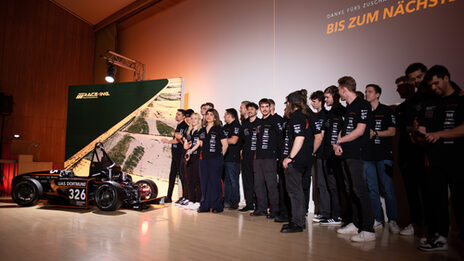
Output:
[162, 63, 463, 251]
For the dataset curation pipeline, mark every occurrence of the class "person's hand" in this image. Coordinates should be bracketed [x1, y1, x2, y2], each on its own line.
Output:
[282, 157, 292, 169]
[161, 138, 169, 144]
[369, 129, 376, 139]
[185, 151, 191, 161]
[425, 132, 440, 143]
[333, 143, 343, 156]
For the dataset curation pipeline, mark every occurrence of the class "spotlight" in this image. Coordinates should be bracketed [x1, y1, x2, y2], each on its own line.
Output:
[13, 134, 20, 139]
[105, 63, 115, 83]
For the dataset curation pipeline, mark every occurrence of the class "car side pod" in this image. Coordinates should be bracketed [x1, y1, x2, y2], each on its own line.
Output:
[11, 178, 44, 207]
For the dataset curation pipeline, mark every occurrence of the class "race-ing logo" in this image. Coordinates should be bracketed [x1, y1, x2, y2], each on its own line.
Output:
[76, 92, 110, 99]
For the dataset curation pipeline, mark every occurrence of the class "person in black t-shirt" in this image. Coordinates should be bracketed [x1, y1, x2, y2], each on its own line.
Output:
[417, 65, 464, 251]
[251, 99, 281, 218]
[162, 109, 188, 203]
[239, 102, 260, 212]
[192, 109, 228, 213]
[269, 98, 291, 222]
[333, 76, 375, 242]
[310, 90, 336, 224]
[183, 112, 203, 210]
[317, 86, 347, 226]
[280, 90, 311, 233]
[364, 84, 400, 233]
[223, 108, 242, 209]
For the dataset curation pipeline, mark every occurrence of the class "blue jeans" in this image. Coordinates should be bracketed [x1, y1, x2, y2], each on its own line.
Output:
[224, 162, 240, 206]
[364, 160, 398, 222]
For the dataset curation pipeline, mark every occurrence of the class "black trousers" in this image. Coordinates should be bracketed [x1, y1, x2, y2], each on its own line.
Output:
[320, 156, 346, 219]
[241, 157, 255, 208]
[253, 158, 279, 215]
[187, 157, 201, 203]
[285, 165, 305, 227]
[179, 154, 188, 199]
[166, 153, 181, 201]
[341, 158, 374, 232]
[278, 160, 291, 218]
[199, 157, 224, 212]
[398, 145, 427, 227]
[302, 156, 314, 214]
[426, 149, 464, 237]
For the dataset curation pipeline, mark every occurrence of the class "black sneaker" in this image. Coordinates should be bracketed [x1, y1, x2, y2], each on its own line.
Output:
[281, 222, 304, 233]
[320, 217, 342, 226]
[418, 235, 448, 252]
[250, 211, 266, 216]
[239, 205, 254, 212]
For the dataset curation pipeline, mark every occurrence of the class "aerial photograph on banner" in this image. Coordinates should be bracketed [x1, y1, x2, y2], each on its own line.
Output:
[66, 78, 182, 182]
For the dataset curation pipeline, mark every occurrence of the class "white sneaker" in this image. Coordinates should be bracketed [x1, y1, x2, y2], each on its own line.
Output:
[389, 221, 400, 234]
[373, 220, 383, 231]
[180, 199, 190, 207]
[337, 223, 359, 234]
[312, 214, 324, 223]
[351, 231, 376, 242]
[183, 201, 194, 209]
[186, 202, 200, 210]
[399, 224, 414, 236]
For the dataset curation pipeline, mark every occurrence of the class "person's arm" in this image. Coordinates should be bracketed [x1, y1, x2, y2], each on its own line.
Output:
[283, 136, 305, 169]
[332, 132, 343, 156]
[161, 138, 179, 144]
[221, 138, 228, 156]
[371, 126, 396, 139]
[185, 140, 201, 161]
[337, 123, 366, 144]
[313, 132, 323, 155]
[423, 123, 464, 143]
[227, 136, 239, 145]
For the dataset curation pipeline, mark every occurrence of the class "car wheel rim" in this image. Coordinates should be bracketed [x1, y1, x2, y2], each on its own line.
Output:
[138, 183, 152, 200]
[16, 182, 35, 204]
[97, 186, 115, 208]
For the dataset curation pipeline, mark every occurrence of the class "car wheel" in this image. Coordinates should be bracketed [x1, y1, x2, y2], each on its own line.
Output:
[11, 179, 43, 207]
[95, 182, 123, 211]
[135, 179, 158, 200]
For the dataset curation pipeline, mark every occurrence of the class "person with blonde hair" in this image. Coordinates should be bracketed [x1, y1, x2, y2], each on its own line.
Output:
[183, 112, 203, 210]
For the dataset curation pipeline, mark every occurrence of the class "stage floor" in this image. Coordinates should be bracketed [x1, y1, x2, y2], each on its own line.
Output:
[0, 199, 462, 261]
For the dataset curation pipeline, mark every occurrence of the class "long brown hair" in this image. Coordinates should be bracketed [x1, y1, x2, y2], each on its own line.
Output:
[206, 109, 222, 127]
[285, 89, 310, 119]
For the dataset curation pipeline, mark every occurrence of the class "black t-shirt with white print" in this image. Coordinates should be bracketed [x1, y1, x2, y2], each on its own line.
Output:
[241, 118, 260, 160]
[186, 129, 201, 160]
[199, 125, 226, 160]
[322, 104, 346, 159]
[340, 96, 372, 160]
[255, 114, 282, 159]
[223, 120, 242, 162]
[365, 103, 396, 161]
[282, 109, 311, 173]
[418, 91, 464, 158]
[311, 109, 327, 159]
[172, 121, 189, 156]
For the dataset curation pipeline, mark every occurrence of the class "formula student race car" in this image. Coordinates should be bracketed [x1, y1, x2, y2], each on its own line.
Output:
[11, 143, 160, 211]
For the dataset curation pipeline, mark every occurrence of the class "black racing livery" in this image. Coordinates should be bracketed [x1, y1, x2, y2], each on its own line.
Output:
[11, 143, 160, 211]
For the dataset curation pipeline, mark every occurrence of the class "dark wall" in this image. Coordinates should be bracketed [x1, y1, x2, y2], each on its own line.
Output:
[0, 0, 95, 167]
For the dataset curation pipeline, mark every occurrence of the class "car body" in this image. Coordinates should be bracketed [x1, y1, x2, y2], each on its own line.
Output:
[11, 143, 160, 211]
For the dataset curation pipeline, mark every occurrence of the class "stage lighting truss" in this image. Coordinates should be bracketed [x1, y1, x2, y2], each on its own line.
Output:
[102, 50, 145, 81]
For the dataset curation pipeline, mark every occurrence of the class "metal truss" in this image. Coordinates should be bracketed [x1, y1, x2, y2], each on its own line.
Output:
[102, 50, 145, 81]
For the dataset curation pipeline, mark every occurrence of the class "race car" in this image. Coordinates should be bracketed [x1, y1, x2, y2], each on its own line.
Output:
[11, 143, 161, 211]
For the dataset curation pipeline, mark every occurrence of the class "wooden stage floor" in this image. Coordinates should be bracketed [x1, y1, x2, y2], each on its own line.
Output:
[0, 200, 463, 261]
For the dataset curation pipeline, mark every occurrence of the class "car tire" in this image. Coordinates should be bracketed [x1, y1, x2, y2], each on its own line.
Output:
[135, 179, 158, 200]
[95, 181, 124, 211]
[11, 178, 43, 207]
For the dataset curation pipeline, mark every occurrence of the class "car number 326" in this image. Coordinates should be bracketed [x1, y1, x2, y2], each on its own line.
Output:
[68, 188, 86, 200]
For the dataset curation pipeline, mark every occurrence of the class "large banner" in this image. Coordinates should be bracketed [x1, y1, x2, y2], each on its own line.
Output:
[65, 78, 183, 180]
